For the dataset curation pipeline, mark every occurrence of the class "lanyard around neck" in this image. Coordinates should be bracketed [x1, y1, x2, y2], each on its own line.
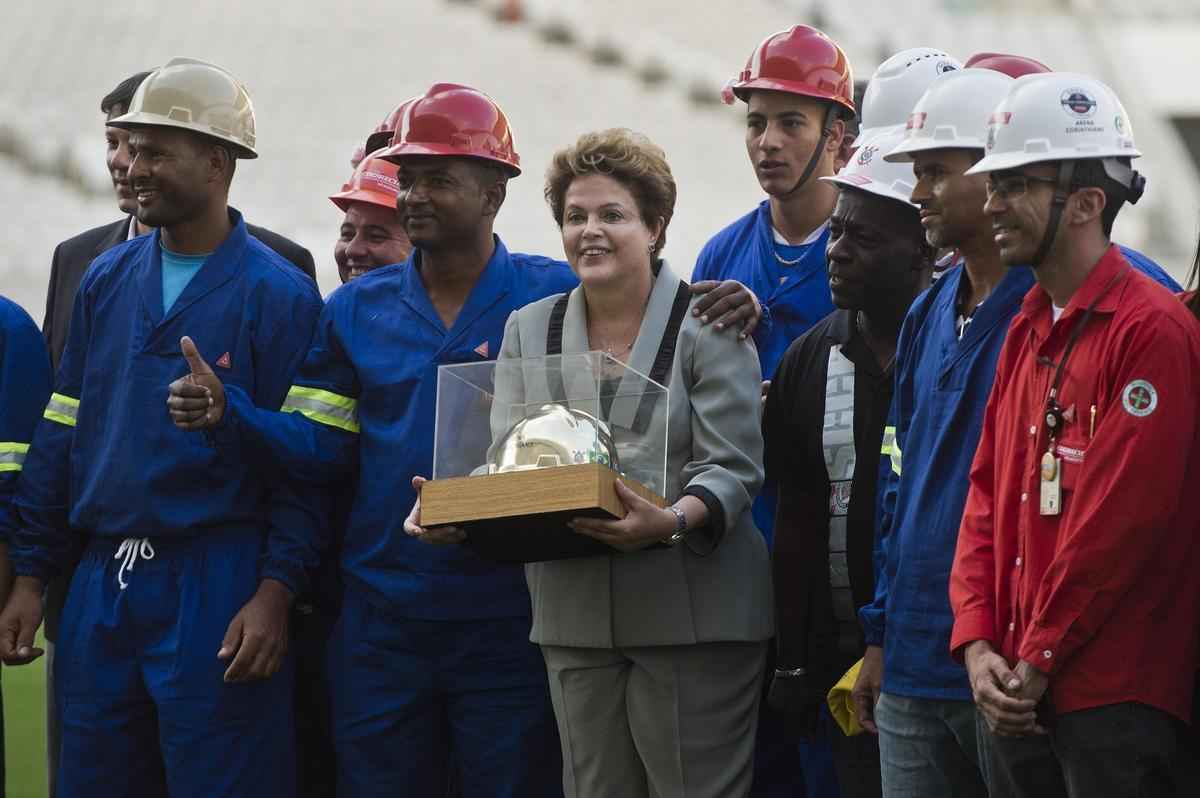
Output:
[1042, 270, 1124, 438]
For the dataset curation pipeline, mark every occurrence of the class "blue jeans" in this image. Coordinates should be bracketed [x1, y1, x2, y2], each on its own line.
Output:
[875, 693, 987, 798]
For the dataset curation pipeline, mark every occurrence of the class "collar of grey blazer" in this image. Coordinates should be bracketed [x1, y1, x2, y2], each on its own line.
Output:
[557, 260, 682, 431]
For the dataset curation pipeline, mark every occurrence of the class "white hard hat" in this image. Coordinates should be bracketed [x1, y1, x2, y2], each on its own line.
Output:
[822, 130, 917, 207]
[885, 69, 1014, 161]
[857, 48, 962, 148]
[109, 57, 257, 158]
[964, 72, 1140, 176]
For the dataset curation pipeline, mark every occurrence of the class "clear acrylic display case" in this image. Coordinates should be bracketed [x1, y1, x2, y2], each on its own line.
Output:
[421, 352, 670, 562]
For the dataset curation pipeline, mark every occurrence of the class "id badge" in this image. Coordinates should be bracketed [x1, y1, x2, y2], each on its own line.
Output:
[1039, 450, 1061, 516]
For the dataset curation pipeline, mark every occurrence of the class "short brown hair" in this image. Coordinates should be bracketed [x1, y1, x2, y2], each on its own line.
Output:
[545, 129, 676, 259]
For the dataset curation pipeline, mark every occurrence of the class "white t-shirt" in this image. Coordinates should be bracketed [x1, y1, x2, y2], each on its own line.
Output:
[772, 220, 829, 247]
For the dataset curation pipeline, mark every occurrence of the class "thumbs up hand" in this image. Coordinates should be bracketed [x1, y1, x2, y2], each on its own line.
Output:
[167, 336, 227, 430]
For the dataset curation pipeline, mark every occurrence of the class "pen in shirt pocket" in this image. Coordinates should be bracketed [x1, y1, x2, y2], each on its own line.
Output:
[1089, 404, 1096, 439]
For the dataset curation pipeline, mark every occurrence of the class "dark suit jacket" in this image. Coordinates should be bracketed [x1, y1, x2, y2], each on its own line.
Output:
[43, 215, 316, 368]
[39, 215, 315, 638]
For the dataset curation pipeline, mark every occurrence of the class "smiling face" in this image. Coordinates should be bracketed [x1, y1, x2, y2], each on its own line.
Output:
[826, 187, 927, 314]
[910, 149, 989, 251]
[126, 126, 223, 228]
[560, 173, 662, 291]
[105, 104, 136, 214]
[334, 201, 412, 283]
[745, 91, 840, 196]
[394, 156, 503, 251]
[982, 163, 1061, 265]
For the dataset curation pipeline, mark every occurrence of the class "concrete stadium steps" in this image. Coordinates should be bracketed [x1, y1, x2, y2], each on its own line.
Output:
[0, 0, 767, 313]
[0, 159, 116, 316]
[480, 0, 1200, 275]
[1, 0, 1196, 322]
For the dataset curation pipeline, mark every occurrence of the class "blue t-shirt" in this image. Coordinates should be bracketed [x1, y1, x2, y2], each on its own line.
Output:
[694, 202, 835, 546]
[160, 241, 209, 312]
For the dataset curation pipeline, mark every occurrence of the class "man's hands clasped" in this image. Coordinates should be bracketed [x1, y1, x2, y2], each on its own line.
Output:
[964, 640, 1046, 737]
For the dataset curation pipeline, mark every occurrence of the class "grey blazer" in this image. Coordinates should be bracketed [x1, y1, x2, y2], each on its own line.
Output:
[496, 261, 774, 649]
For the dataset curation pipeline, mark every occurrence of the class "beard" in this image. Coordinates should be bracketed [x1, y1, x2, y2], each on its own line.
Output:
[134, 187, 207, 229]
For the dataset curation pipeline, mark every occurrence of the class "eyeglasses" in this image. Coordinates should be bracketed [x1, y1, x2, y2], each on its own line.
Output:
[985, 174, 1059, 201]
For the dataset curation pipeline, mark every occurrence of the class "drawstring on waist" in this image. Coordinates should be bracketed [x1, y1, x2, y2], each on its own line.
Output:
[114, 537, 156, 590]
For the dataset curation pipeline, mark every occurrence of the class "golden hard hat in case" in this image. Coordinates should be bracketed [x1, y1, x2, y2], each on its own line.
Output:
[490, 404, 619, 474]
[109, 57, 258, 158]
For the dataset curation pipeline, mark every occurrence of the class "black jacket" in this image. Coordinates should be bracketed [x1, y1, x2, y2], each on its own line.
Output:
[763, 309, 893, 687]
[43, 215, 316, 368]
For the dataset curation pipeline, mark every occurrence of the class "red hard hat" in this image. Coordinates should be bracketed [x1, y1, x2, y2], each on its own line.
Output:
[375, 83, 521, 176]
[329, 156, 402, 212]
[725, 25, 854, 115]
[351, 96, 421, 169]
[375, 96, 420, 138]
[964, 52, 1051, 78]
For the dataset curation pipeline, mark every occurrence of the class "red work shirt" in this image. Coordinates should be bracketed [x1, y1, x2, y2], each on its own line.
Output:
[950, 245, 1200, 721]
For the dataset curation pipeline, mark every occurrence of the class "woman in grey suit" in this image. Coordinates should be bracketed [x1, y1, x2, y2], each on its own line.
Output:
[408, 129, 772, 796]
[410, 129, 773, 797]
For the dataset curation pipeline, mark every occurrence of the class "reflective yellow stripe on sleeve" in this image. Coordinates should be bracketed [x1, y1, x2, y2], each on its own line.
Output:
[880, 425, 896, 456]
[281, 385, 360, 433]
[43, 393, 80, 428]
[0, 442, 30, 472]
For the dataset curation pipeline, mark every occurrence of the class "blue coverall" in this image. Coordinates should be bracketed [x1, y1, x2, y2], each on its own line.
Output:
[10, 211, 325, 798]
[215, 237, 578, 797]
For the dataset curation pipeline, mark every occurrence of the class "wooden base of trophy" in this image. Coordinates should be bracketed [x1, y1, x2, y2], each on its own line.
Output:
[420, 463, 668, 563]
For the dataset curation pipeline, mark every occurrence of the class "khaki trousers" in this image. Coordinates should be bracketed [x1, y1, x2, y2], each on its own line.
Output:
[541, 641, 766, 798]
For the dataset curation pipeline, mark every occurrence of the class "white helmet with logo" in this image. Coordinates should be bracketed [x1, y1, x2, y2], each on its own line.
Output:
[822, 130, 917, 207]
[856, 48, 962, 149]
[884, 69, 1014, 161]
[965, 73, 1144, 267]
[964, 72, 1140, 177]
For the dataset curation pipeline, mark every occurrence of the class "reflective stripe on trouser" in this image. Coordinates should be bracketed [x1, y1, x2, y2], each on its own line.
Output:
[43, 393, 79, 427]
[0, 441, 30, 472]
[280, 386, 359, 433]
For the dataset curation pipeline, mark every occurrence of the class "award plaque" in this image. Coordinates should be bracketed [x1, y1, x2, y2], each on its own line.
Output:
[421, 352, 670, 563]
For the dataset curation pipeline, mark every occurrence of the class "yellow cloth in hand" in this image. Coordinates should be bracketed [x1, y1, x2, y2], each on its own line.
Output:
[827, 658, 864, 737]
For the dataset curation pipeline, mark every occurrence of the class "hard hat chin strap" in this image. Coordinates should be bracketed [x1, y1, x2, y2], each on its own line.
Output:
[780, 103, 840, 200]
[1031, 160, 1076, 269]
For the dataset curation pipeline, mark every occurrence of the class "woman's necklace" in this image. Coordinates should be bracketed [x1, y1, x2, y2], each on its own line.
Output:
[591, 281, 651, 360]
[597, 339, 635, 358]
